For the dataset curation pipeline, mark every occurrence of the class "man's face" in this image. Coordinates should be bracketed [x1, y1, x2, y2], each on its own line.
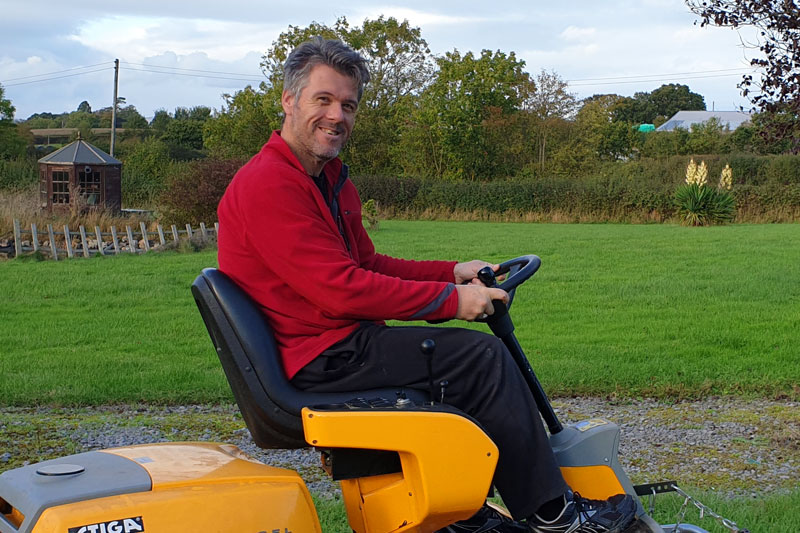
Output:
[281, 64, 359, 175]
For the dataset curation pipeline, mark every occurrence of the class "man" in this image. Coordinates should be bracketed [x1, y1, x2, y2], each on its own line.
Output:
[217, 37, 636, 533]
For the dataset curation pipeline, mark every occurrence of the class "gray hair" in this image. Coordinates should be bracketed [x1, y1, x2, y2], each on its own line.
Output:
[283, 37, 370, 102]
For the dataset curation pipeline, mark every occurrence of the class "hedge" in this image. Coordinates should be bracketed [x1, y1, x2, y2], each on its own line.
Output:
[352, 154, 800, 222]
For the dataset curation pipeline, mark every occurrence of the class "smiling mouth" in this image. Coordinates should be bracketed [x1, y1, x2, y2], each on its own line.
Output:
[319, 126, 341, 137]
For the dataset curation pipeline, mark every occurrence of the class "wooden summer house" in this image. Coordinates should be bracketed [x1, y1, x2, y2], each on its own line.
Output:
[38, 135, 122, 211]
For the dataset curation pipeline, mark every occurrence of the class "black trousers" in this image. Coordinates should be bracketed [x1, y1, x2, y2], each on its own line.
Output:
[291, 323, 568, 520]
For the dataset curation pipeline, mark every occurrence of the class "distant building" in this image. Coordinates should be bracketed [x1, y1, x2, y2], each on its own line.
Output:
[657, 110, 752, 132]
[38, 135, 122, 211]
[30, 128, 126, 145]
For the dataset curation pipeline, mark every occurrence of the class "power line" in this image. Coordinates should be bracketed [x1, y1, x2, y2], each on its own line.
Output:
[3, 67, 111, 87]
[122, 66, 264, 83]
[567, 67, 754, 83]
[1, 62, 112, 83]
[568, 71, 756, 88]
[119, 61, 263, 78]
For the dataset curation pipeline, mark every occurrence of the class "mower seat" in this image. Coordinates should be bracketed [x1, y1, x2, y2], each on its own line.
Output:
[191, 268, 427, 449]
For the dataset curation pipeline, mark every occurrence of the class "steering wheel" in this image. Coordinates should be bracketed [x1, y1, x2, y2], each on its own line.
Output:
[475, 254, 541, 320]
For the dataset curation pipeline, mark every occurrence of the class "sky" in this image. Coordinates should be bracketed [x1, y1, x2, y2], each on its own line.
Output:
[1, 0, 762, 122]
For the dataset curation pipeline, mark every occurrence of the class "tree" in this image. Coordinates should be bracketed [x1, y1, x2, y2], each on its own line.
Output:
[649, 83, 706, 120]
[686, 0, 800, 151]
[525, 70, 578, 171]
[576, 95, 636, 161]
[0, 83, 27, 159]
[163, 119, 205, 153]
[404, 49, 532, 179]
[77, 100, 92, 113]
[613, 84, 705, 125]
[174, 106, 212, 122]
[203, 85, 277, 158]
[116, 105, 148, 129]
[687, 117, 728, 154]
[150, 109, 173, 136]
[1, 84, 16, 121]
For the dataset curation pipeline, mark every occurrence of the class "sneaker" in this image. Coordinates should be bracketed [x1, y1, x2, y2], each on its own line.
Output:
[527, 491, 637, 533]
[437, 502, 528, 532]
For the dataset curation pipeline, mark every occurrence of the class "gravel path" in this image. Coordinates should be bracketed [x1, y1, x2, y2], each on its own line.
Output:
[1, 398, 798, 499]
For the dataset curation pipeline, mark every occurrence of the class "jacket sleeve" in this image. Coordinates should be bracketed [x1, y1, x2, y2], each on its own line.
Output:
[344, 184, 457, 282]
[241, 168, 458, 322]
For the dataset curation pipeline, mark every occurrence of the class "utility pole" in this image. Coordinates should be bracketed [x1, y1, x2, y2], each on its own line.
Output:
[110, 58, 119, 157]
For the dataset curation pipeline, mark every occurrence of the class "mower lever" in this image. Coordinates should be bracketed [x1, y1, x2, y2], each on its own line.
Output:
[420, 339, 438, 404]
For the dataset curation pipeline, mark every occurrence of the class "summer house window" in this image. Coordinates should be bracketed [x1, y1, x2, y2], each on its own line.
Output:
[52, 171, 70, 204]
[79, 169, 102, 205]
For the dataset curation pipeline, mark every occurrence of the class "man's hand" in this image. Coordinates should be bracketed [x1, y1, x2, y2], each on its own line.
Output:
[454, 283, 509, 321]
[454, 260, 501, 285]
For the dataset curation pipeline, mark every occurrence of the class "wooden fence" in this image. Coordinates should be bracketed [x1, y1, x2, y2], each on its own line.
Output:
[7, 219, 218, 260]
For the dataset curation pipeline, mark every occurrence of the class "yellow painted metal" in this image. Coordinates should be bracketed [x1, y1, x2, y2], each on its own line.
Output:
[560, 465, 626, 501]
[303, 408, 498, 533]
[31, 442, 321, 533]
[104, 442, 291, 490]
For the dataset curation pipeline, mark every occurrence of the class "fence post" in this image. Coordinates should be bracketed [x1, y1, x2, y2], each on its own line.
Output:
[94, 226, 105, 256]
[31, 223, 40, 253]
[13, 219, 23, 257]
[79, 226, 90, 258]
[199, 222, 207, 241]
[214, 222, 219, 237]
[157, 225, 166, 247]
[63, 225, 74, 259]
[47, 224, 58, 261]
[111, 226, 120, 254]
[126, 226, 136, 254]
[139, 222, 150, 252]
[185, 224, 193, 239]
[171, 225, 179, 243]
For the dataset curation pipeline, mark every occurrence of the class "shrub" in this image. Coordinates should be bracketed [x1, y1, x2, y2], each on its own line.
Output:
[0, 158, 37, 191]
[159, 158, 245, 224]
[362, 199, 379, 230]
[674, 160, 735, 226]
[121, 138, 174, 208]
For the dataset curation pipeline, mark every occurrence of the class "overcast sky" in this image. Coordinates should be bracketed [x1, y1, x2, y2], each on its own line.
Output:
[1, 0, 761, 121]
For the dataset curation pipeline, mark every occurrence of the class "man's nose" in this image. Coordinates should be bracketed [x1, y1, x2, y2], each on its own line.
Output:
[325, 102, 345, 122]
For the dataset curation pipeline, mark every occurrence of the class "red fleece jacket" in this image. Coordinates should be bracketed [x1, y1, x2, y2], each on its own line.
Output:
[217, 132, 459, 379]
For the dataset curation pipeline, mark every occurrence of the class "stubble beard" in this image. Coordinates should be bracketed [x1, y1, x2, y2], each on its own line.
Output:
[293, 120, 348, 170]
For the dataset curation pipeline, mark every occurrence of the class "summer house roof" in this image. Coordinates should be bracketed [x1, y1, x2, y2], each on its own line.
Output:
[38, 139, 122, 165]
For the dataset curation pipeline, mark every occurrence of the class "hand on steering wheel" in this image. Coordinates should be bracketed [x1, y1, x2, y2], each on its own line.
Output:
[474, 255, 541, 322]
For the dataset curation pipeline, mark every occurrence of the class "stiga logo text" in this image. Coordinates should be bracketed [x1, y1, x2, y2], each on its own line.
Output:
[68, 516, 144, 533]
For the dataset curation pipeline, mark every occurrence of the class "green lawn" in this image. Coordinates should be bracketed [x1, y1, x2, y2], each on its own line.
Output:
[1, 221, 798, 405]
[1, 221, 799, 532]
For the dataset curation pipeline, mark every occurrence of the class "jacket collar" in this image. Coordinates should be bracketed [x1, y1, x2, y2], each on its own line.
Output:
[265, 131, 344, 184]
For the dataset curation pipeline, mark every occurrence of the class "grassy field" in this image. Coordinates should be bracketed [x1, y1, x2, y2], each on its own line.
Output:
[1, 221, 799, 532]
[1, 221, 798, 404]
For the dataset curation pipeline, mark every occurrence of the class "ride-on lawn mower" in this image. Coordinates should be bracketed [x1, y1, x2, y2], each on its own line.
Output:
[0, 256, 744, 533]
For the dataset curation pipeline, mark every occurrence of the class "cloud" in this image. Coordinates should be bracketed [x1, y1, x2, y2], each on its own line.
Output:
[68, 16, 280, 63]
[356, 5, 502, 27]
[560, 26, 596, 41]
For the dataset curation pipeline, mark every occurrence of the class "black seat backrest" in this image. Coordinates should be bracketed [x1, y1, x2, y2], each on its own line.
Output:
[191, 268, 426, 449]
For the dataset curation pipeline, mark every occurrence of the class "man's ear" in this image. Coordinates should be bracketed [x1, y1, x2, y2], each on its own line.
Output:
[281, 90, 294, 116]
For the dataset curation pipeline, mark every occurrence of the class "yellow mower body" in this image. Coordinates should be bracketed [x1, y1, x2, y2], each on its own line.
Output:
[1, 442, 320, 533]
[1, 407, 499, 533]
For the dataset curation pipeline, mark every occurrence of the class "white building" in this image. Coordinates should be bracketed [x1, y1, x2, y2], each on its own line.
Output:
[657, 110, 752, 132]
